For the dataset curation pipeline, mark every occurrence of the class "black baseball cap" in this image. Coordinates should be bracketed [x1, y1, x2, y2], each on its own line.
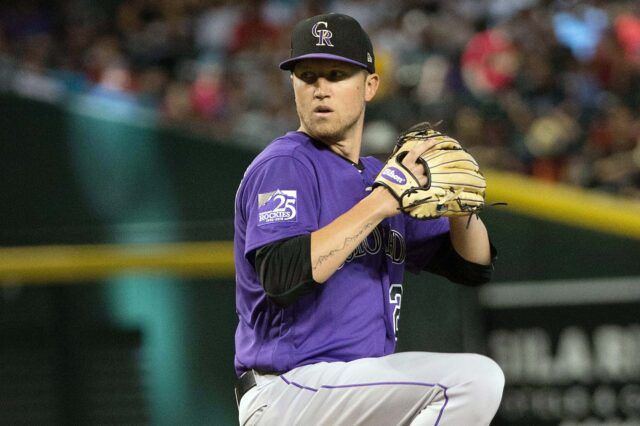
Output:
[279, 13, 375, 73]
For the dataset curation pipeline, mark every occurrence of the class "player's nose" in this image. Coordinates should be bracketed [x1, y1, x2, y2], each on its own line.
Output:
[313, 78, 331, 98]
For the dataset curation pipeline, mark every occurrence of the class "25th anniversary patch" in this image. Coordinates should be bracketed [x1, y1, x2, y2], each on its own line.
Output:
[258, 190, 298, 225]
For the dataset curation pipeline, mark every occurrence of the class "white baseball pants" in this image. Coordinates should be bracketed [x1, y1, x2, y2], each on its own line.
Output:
[237, 351, 504, 425]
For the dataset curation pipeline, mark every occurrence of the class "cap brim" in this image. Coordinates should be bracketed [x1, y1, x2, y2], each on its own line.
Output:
[279, 53, 369, 71]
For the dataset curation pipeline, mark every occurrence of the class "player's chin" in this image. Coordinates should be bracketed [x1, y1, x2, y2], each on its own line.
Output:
[312, 127, 344, 144]
[305, 121, 342, 142]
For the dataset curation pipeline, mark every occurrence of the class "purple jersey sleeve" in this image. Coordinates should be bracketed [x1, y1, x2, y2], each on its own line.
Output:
[240, 155, 319, 256]
[403, 216, 450, 274]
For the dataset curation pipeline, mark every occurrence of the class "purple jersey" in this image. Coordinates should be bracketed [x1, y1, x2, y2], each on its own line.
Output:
[234, 131, 449, 376]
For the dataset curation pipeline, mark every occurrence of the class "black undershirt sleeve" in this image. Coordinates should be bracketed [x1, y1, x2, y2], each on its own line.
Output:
[424, 236, 498, 286]
[255, 232, 495, 306]
[254, 234, 318, 307]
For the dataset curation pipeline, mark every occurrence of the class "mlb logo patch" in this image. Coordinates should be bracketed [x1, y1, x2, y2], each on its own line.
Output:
[258, 190, 298, 225]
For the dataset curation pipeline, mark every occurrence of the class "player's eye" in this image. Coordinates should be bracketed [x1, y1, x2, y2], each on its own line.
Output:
[327, 69, 348, 81]
[297, 71, 317, 83]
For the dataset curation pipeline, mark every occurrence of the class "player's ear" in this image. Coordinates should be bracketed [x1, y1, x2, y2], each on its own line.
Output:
[364, 72, 379, 102]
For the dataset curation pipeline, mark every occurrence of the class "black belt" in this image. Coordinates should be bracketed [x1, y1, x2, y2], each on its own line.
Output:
[235, 370, 258, 407]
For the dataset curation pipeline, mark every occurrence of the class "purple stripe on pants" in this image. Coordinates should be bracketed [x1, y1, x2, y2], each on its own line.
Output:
[280, 375, 449, 425]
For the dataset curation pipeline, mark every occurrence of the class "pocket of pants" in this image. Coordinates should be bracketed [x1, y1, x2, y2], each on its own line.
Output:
[241, 404, 267, 426]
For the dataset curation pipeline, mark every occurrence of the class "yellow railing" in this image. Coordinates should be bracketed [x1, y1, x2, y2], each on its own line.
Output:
[1, 170, 639, 285]
[485, 169, 640, 240]
[0, 241, 235, 285]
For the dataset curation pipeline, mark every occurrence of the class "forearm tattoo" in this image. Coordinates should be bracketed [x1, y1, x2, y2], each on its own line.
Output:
[313, 222, 374, 271]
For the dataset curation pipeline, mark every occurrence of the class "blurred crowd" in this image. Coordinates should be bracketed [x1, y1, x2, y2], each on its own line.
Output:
[2, 0, 640, 197]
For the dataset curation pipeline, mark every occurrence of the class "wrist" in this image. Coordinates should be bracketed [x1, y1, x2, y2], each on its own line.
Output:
[448, 216, 467, 225]
[369, 186, 401, 218]
[448, 215, 476, 228]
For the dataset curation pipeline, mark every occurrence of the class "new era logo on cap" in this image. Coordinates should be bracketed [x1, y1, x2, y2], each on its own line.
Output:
[279, 13, 375, 73]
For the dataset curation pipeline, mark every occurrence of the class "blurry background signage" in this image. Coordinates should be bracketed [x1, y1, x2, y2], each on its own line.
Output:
[481, 277, 640, 426]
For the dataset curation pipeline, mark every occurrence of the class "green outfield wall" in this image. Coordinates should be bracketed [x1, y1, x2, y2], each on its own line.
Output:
[2, 93, 639, 425]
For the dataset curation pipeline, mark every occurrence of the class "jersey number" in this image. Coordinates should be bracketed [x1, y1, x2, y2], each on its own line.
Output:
[389, 284, 403, 341]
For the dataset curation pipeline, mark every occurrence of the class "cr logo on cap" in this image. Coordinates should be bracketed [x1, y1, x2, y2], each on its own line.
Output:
[311, 21, 333, 47]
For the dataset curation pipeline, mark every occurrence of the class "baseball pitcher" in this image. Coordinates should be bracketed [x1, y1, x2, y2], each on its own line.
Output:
[233, 13, 504, 426]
